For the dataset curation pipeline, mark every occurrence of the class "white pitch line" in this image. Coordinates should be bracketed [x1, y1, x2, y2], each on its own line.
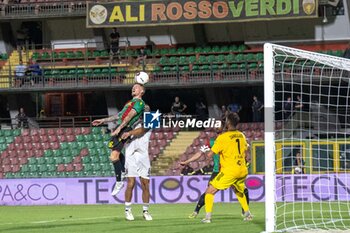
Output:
[0, 223, 14, 226]
[30, 215, 116, 224]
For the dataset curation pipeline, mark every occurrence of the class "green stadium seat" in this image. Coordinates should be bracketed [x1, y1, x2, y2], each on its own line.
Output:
[53, 150, 62, 157]
[52, 52, 59, 59]
[37, 157, 45, 165]
[168, 56, 178, 65]
[29, 164, 38, 172]
[75, 51, 84, 58]
[160, 48, 169, 56]
[32, 52, 40, 60]
[235, 54, 244, 62]
[82, 156, 91, 164]
[92, 163, 102, 171]
[255, 53, 263, 61]
[216, 54, 226, 63]
[238, 44, 247, 52]
[170, 66, 178, 72]
[229, 45, 238, 52]
[66, 51, 75, 59]
[41, 52, 50, 59]
[188, 56, 197, 64]
[249, 63, 258, 69]
[225, 54, 235, 62]
[100, 50, 109, 57]
[84, 164, 93, 171]
[85, 69, 93, 76]
[162, 66, 171, 72]
[51, 70, 60, 76]
[44, 70, 52, 76]
[44, 150, 54, 157]
[245, 53, 255, 61]
[181, 66, 190, 72]
[192, 65, 199, 71]
[93, 50, 100, 58]
[169, 48, 177, 54]
[230, 63, 238, 70]
[220, 45, 229, 53]
[198, 56, 207, 64]
[207, 55, 215, 63]
[58, 51, 67, 59]
[185, 47, 194, 54]
[159, 56, 168, 65]
[239, 63, 247, 70]
[179, 56, 187, 65]
[176, 47, 185, 54]
[194, 47, 203, 53]
[46, 158, 55, 165]
[1, 53, 8, 60]
[54, 157, 63, 164]
[211, 45, 220, 53]
[220, 63, 229, 70]
[211, 64, 219, 70]
[200, 65, 210, 71]
[153, 66, 161, 72]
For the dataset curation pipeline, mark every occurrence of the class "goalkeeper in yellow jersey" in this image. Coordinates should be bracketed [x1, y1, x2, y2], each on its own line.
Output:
[200, 112, 252, 223]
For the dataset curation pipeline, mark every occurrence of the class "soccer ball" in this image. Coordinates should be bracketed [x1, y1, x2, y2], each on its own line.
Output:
[294, 167, 302, 174]
[135, 71, 149, 85]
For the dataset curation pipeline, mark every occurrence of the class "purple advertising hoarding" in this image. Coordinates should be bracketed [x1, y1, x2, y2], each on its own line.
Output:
[0, 174, 349, 206]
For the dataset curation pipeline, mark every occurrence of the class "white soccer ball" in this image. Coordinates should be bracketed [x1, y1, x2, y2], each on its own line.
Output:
[134, 71, 149, 85]
[294, 167, 302, 174]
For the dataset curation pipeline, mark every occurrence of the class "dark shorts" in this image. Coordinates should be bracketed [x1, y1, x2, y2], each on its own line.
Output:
[108, 126, 132, 152]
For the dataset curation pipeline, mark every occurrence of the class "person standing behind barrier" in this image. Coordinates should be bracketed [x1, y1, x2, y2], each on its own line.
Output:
[110, 28, 120, 58]
[14, 60, 27, 87]
[16, 107, 28, 128]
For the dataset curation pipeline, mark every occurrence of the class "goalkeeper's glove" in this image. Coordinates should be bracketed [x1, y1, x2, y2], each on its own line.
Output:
[200, 145, 210, 153]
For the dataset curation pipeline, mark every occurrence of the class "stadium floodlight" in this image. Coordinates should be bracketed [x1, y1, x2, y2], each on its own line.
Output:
[264, 43, 350, 232]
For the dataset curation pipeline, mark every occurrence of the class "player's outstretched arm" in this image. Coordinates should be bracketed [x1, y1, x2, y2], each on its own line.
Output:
[180, 151, 202, 166]
[92, 115, 119, 126]
[111, 109, 137, 136]
[121, 127, 146, 139]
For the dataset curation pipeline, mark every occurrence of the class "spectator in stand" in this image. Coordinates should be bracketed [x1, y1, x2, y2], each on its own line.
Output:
[16, 107, 28, 128]
[221, 105, 229, 123]
[180, 164, 194, 176]
[195, 100, 207, 121]
[283, 96, 293, 120]
[109, 28, 120, 58]
[295, 95, 303, 111]
[27, 60, 42, 85]
[171, 96, 187, 116]
[251, 95, 264, 122]
[136, 47, 147, 67]
[145, 36, 156, 53]
[293, 150, 305, 174]
[228, 102, 242, 113]
[14, 60, 27, 87]
[343, 42, 350, 59]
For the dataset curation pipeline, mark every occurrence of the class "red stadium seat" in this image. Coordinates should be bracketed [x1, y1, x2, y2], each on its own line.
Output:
[58, 135, 67, 142]
[32, 135, 40, 143]
[80, 148, 89, 157]
[19, 157, 28, 165]
[24, 143, 33, 150]
[10, 157, 19, 165]
[42, 142, 50, 150]
[57, 164, 65, 172]
[49, 135, 58, 142]
[39, 128, 46, 135]
[23, 136, 31, 143]
[66, 135, 76, 142]
[56, 128, 65, 135]
[150, 133, 156, 140]
[66, 128, 74, 135]
[22, 129, 30, 136]
[66, 164, 74, 172]
[11, 164, 20, 172]
[17, 143, 25, 151]
[50, 142, 60, 150]
[14, 136, 23, 144]
[31, 129, 39, 136]
[1, 151, 9, 158]
[40, 135, 49, 143]
[47, 129, 55, 136]
[74, 163, 83, 171]
[74, 128, 82, 135]
[8, 143, 16, 151]
[81, 127, 91, 135]
[3, 158, 10, 165]
[3, 165, 11, 173]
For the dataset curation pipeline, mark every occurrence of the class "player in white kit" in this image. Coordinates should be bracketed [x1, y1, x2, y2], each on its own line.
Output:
[121, 105, 153, 221]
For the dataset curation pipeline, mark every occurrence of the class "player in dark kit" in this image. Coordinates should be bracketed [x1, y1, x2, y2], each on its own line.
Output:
[92, 83, 145, 196]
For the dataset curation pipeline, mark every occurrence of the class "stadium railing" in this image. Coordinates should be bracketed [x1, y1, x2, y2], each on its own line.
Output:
[0, 0, 86, 19]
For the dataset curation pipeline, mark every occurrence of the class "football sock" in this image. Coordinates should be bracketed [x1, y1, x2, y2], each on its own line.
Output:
[241, 188, 250, 213]
[120, 153, 125, 173]
[204, 193, 214, 214]
[125, 202, 132, 211]
[195, 193, 205, 213]
[236, 191, 249, 212]
[112, 160, 122, 182]
[143, 204, 149, 212]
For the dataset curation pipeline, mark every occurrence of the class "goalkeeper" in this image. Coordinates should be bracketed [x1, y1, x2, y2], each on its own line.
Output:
[180, 124, 250, 219]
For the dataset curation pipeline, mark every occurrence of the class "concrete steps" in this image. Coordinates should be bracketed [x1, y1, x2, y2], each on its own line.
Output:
[152, 131, 199, 175]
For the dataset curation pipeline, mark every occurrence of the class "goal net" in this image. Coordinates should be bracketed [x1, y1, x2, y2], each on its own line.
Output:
[264, 43, 350, 232]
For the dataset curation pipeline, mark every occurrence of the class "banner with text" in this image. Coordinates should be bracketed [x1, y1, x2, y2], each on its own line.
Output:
[0, 174, 349, 206]
[86, 0, 318, 27]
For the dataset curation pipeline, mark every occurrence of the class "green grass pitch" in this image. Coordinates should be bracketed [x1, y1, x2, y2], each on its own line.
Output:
[0, 202, 265, 233]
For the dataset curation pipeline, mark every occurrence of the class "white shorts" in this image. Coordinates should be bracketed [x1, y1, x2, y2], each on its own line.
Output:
[124, 130, 151, 179]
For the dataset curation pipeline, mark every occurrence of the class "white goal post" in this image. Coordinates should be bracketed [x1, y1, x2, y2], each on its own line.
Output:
[264, 43, 350, 232]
